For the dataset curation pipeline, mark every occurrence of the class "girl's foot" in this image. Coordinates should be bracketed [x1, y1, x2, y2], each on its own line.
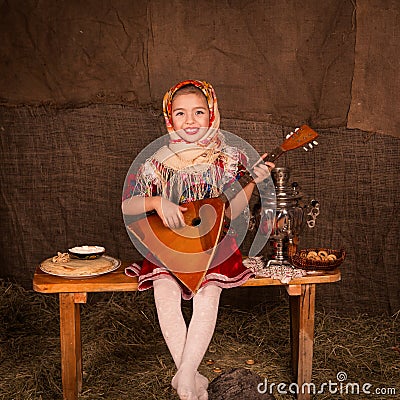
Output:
[195, 372, 208, 400]
[172, 369, 198, 400]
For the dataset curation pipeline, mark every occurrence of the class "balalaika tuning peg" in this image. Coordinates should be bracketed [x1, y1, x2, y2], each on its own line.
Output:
[312, 140, 318, 145]
[295, 127, 299, 132]
[308, 143, 313, 149]
[286, 132, 294, 139]
[303, 146, 309, 151]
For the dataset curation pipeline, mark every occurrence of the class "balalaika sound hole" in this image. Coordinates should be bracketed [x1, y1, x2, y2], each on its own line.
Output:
[191, 217, 201, 226]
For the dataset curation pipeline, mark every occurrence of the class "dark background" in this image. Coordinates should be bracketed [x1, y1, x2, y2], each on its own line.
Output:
[1, 0, 399, 314]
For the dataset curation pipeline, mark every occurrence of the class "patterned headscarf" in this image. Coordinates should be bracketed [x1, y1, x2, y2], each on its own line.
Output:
[162, 80, 223, 153]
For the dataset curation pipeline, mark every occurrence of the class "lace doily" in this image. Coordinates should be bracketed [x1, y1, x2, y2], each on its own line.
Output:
[243, 256, 307, 284]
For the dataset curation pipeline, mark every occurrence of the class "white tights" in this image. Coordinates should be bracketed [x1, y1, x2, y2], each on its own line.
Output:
[153, 278, 222, 400]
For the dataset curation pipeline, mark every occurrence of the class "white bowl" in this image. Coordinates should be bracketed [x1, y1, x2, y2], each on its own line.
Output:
[68, 245, 105, 259]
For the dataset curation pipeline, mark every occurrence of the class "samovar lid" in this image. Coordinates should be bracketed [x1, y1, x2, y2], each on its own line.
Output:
[271, 167, 302, 201]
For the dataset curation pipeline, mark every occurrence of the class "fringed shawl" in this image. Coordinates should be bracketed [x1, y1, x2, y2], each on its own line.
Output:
[133, 145, 247, 204]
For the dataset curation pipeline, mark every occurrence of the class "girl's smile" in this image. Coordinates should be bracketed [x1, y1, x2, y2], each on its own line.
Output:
[184, 127, 200, 135]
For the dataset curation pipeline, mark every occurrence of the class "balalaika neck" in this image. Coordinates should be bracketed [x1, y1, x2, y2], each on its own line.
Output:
[264, 146, 284, 163]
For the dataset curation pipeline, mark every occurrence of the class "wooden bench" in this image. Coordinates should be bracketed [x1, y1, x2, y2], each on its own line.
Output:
[33, 261, 341, 400]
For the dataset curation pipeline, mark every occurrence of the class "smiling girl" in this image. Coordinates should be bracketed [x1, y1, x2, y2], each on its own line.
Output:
[122, 80, 274, 400]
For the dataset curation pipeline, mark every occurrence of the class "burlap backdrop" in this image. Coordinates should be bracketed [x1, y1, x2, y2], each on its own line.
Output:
[1, 0, 356, 126]
[1, 0, 399, 314]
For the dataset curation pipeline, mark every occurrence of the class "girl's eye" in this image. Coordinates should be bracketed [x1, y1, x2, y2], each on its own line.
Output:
[174, 111, 184, 117]
[196, 110, 205, 115]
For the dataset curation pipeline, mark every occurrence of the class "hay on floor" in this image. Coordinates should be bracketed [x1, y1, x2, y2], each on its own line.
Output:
[0, 280, 399, 400]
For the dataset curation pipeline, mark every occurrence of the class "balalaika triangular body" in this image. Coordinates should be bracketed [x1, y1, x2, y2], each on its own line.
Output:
[128, 198, 225, 293]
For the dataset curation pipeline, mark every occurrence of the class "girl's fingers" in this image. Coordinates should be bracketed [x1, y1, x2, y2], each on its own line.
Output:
[174, 213, 184, 229]
[167, 211, 186, 229]
[251, 153, 269, 168]
[254, 164, 270, 176]
[265, 161, 275, 170]
[162, 217, 169, 228]
[158, 200, 188, 228]
[177, 212, 186, 227]
[253, 163, 272, 183]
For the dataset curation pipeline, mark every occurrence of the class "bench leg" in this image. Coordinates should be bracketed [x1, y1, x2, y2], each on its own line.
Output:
[59, 293, 84, 400]
[289, 284, 316, 400]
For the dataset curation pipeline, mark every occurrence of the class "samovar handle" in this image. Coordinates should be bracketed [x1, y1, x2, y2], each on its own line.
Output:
[306, 200, 320, 228]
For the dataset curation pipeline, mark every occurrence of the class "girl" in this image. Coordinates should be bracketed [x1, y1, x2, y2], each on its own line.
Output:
[122, 80, 274, 400]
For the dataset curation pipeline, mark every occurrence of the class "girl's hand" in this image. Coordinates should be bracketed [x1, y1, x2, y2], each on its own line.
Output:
[253, 161, 275, 184]
[154, 197, 187, 229]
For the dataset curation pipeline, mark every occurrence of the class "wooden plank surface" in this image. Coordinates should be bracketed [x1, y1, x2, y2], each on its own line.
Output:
[33, 262, 340, 294]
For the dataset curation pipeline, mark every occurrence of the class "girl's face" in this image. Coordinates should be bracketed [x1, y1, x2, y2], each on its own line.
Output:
[171, 93, 210, 143]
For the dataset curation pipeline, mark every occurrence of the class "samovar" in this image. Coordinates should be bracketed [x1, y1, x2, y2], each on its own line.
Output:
[259, 167, 320, 266]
